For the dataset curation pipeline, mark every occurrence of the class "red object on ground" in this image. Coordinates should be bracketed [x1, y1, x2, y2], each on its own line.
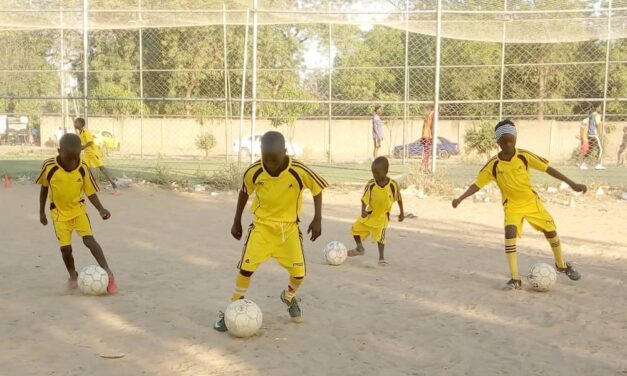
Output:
[3, 176, 11, 188]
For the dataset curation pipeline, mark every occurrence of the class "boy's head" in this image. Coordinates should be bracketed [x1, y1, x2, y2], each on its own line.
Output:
[261, 131, 287, 171]
[73, 117, 86, 130]
[371, 156, 389, 181]
[374, 105, 383, 116]
[623, 126, 627, 133]
[593, 103, 602, 112]
[58, 133, 82, 167]
[495, 119, 517, 153]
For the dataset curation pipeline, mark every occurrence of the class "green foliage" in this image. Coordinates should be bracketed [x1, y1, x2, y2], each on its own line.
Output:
[464, 120, 498, 159]
[203, 164, 243, 191]
[195, 132, 217, 158]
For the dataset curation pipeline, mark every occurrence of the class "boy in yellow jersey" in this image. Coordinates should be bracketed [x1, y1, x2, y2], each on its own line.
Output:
[347, 157, 404, 266]
[452, 120, 586, 290]
[37, 133, 118, 294]
[73, 118, 119, 194]
[214, 131, 327, 331]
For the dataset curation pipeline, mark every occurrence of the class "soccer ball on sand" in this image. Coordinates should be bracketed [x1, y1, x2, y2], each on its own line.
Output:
[77, 265, 109, 295]
[324, 241, 348, 266]
[526, 263, 557, 292]
[224, 299, 263, 338]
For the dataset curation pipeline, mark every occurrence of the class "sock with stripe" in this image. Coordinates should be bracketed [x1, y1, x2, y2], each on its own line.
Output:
[283, 276, 304, 302]
[505, 238, 520, 280]
[546, 234, 566, 269]
[231, 273, 251, 302]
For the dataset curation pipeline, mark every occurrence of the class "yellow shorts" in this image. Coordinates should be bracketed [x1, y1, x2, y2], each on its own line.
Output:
[83, 154, 103, 168]
[504, 199, 556, 238]
[351, 218, 387, 244]
[52, 212, 93, 247]
[238, 220, 305, 277]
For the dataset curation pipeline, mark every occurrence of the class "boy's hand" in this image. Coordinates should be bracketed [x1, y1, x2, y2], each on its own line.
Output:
[361, 209, 368, 218]
[99, 208, 111, 220]
[40, 212, 48, 226]
[398, 213, 405, 222]
[571, 183, 587, 193]
[308, 217, 322, 241]
[231, 221, 243, 240]
[452, 198, 461, 208]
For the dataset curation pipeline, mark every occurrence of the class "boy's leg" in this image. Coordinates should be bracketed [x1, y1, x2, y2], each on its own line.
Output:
[60, 245, 78, 289]
[98, 166, 118, 190]
[504, 225, 522, 290]
[544, 231, 565, 269]
[349, 235, 366, 256]
[544, 230, 581, 281]
[276, 226, 305, 323]
[83, 235, 118, 294]
[231, 269, 253, 301]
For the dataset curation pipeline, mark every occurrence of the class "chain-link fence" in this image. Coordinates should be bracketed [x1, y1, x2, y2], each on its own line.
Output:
[0, 0, 626, 172]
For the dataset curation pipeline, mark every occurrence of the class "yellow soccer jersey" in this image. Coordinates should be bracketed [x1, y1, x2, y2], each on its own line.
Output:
[475, 149, 549, 206]
[361, 178, 400, 228]
[78, 128, 101, 158]
[36, 157, 99, 221]
[242, 157, 328, 223]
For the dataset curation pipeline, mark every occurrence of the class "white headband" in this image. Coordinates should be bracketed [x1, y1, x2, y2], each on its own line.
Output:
[495, 123, 517, 140]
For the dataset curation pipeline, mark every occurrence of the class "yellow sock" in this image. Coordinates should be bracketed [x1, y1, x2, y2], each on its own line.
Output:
[505, 238, 520, 280]
[283, 276, 303, 302]
[231, 273, 251, 302]
[547, 234, 566, 269]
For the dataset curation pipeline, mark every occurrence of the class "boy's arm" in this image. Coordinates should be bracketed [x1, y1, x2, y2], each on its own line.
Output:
[39, 186, 48, 225]
[397, 191, 405, 221]
[307, 193, 322, 241]
[231, 189, 249, 240]
[546, 167, 587, 193]
[87, 194, 111, 220]
[452, 184, 481, 208]
[82, 141, 94, 150]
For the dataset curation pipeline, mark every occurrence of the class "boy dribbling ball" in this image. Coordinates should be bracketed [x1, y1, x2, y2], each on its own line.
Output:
[214, 131, 327, 332]
[37, 133, 118, 293]
[74, 118, 119, 195]
[452, 120, 586, 291]
[348, 156, 404, 266]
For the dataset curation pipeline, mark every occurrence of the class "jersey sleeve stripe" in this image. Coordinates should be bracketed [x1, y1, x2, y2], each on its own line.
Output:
[292, 162, 328, 188]
[519, 149, 549, 163]
[35, 159, 56, 183]
[479, 156, 497, 173]
[87, 167, 100, 191]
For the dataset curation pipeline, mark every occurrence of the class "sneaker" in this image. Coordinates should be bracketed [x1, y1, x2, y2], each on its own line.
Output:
[556, 262, 581, 281]
[213, 311, 228, 332]
[107, 275, 118, 294]
[579, 163, 588, 170]
[594, 164, 606, 170]
[280, 290, 303, 323]
[503, 279, 522, 291]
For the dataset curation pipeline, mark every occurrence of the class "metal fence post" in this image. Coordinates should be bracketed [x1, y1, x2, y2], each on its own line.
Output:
[602, 0, 613, 146]
[431, 0, 442, 173]
[138, 0, 144, 158]
[82, 0, 89, 121]
[250, 0, 258, 163]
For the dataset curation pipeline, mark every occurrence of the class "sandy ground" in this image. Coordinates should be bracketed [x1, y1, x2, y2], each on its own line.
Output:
[1, 183, 626, 376]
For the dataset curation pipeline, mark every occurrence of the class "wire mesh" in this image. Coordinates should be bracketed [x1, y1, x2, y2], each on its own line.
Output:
[0, 1, 625, 168]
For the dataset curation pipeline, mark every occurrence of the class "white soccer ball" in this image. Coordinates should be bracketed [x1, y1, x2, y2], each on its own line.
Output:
[224, 299, 263, 338]
[526, 263, 557, 292]
[77, 265, 109, 295]
[324, 241, 348, 266]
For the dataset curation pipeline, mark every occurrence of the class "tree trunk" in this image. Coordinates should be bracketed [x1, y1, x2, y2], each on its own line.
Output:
[537, 61, 547, 121]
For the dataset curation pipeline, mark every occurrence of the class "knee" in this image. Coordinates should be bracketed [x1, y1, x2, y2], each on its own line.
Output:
[239, 269, 254, 278]
[544, 231, 557, 238]
[291, 275, 304, 280]
[504, 225, 517, 239]
[82, 235, 96, 247]
[60, 245, 72, 255]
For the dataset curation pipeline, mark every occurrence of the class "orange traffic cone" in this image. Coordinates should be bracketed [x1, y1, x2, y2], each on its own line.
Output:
[3, 175, 11, 188]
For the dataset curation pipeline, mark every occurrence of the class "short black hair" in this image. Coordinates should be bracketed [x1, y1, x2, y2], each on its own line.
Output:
[374, 105, 382, 112]
[495, 119, 516, 131]
[74, 117, 85, 127]
[372, 156, 389, 172]
[59, 133, 82, 151]
[261, 131, 285, 148]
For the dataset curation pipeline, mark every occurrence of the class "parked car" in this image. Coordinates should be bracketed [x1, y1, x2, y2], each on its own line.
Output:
[233, 134, 303, 160]
[93, 130, 120, 151]
[392, 137, 459, 159]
